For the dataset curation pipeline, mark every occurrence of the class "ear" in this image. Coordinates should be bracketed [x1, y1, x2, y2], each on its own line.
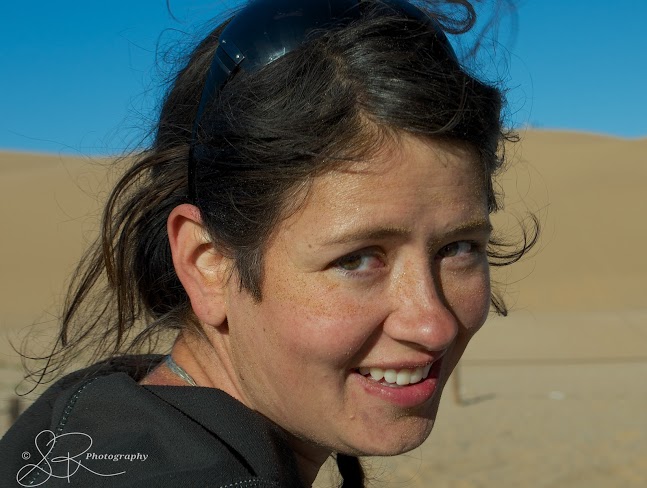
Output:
[167, 204, 230, 328]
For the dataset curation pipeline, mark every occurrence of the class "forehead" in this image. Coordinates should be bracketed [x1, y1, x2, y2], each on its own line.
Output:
[278, 134, 488, 240]
[318, 135, 482, 205]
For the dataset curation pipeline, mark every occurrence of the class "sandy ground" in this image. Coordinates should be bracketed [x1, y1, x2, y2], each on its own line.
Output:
[1, 130, 646, 486]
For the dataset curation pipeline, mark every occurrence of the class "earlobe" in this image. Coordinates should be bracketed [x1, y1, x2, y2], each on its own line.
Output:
[167, 204, 229, 328]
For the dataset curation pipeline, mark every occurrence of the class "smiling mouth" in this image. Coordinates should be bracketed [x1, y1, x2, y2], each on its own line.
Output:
[355, 364, 434, 387]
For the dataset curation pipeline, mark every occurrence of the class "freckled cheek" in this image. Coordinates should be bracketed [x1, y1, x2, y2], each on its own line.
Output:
[443, 268, 491, 334]
[268, 285, 382, 367]
[440, 270, 490, 376]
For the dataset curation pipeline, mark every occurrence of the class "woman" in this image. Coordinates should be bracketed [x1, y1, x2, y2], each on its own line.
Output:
[1, 0, 536, 486]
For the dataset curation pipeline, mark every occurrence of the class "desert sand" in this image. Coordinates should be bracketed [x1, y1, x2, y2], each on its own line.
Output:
[1, 130, 646, 486]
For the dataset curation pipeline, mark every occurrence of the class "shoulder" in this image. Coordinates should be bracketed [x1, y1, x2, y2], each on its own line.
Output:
[0, 356, 302, 487]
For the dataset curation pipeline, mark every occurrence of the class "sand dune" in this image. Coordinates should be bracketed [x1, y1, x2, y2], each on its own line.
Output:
[491, 130, 646, 312]
[1, 130, 646, 486]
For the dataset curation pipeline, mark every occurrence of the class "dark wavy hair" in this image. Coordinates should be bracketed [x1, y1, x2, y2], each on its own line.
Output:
[24, 1, 537, 486]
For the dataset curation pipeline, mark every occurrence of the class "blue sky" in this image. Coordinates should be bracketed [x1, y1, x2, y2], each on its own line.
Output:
[1, 0, 645, 155]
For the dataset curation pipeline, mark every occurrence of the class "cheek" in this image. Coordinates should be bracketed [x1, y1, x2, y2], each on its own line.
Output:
[262, 280, 384, 367]
[442, 263, 491, 333]
[438, 265, 490, 377]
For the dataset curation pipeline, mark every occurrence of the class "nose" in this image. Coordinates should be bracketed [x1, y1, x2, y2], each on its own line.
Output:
[383, 261, 458, 352]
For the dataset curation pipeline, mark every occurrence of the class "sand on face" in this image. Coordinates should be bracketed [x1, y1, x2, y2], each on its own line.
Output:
[2, 131, 647, 486]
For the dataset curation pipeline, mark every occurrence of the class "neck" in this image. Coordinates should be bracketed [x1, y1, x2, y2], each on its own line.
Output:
[170, 331, 332, 485]
[288, 437, 331, 486]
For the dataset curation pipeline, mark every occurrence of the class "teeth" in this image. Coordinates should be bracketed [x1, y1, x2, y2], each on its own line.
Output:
[409, 368, 423, 384]
[423, 363, 432, 378]
[383, 369, 397, 383]
[396, 370, 410, 385]
[359, 364, 433, 386]
[369, 368, 384, 381]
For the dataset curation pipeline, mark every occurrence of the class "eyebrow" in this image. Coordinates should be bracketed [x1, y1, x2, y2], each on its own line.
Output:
[322, 226, 411, 246]
[445, 219, 493, 238]
[321, 219, 493, 247]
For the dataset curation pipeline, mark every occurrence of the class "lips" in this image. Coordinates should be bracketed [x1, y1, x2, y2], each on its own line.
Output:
[353, 358, 444, 408]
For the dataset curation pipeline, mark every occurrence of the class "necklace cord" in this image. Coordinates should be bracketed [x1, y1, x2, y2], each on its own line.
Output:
[165, 355, 198, 386]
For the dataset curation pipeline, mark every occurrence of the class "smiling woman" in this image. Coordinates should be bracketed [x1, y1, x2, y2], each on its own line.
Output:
[0, 0, 536, 487]
[178, 137, 493, 467]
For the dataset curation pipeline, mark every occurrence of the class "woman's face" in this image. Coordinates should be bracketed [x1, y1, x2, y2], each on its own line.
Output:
[221, 134, 491, 457]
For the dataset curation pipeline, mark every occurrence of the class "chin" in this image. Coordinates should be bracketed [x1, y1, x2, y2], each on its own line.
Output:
[346, 413, 438, 458]
[353, 382, 449, 457]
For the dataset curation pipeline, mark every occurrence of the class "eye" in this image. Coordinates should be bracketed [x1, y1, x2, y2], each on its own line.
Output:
[333, 250, 384, 274]
[436, 241, 477, 259]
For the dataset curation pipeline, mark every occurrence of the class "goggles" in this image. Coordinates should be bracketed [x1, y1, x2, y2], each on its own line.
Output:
[188, 0, 457, 202]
